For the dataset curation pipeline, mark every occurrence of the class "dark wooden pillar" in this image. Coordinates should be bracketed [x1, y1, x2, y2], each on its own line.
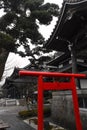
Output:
[70, 45, 77, 73]
[68, 44, 81, 89]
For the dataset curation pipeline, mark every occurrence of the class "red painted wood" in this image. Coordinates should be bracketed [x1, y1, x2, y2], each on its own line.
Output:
[19, 70, 87, 78]
[38, 76, 43, 130]
[19, 71, 84, 130]
[43, 82, 72, 90]
[71, 77, 83, 130]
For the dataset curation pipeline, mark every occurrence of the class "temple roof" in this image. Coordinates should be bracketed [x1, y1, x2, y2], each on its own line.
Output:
[45, 0, 87, 55]
[46, 53, 70, 66]
[46, 53, 87, 72]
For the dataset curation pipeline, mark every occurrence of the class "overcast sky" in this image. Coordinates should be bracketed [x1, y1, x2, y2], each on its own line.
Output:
[0, 0, 63, 87]
[45, 0, 63, 7]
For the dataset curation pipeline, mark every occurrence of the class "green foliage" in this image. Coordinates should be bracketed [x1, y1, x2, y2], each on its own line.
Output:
[44, 91, 52, 100]
[0, 0, 59, 72]
[19, 109, 37, 118]
[0, 32, 15, 51]
[0, 0, 59, 48]
[44, 107, 51, 117]
[24, 0, 44, 11]
[18, 107, 51, 118]
[32, 10, 52, 25]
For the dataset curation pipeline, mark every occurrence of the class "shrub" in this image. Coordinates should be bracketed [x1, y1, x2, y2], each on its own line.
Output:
[44, 107, 51, 117]
[18, 107, 51, 118]
[18, 109, 37, 118]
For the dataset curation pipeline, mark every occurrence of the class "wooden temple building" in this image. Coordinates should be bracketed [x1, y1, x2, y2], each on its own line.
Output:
[45, 0, 87, 91]
[45, 0, 87, 130]
[46, 0, 87, 74]
[2, 66, 37, 99]
[2, 56, 51, 99]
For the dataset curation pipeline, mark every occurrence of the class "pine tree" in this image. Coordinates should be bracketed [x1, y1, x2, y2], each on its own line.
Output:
[0, 0, 59, 79]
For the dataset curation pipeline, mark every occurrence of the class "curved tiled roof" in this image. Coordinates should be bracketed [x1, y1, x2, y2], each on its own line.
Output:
[45, 0, 87, 52]
[64, 0, 84, 2]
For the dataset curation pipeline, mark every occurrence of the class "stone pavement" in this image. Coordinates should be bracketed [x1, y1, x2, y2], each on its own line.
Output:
[0, 106, 35, 130]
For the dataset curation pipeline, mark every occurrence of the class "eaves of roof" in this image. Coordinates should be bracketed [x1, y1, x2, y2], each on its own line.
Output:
[45, 0, 87, 52]
[46, 52, 70, 66]
[57, 62, 87, 72]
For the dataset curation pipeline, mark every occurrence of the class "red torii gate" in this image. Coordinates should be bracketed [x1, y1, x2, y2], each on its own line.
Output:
[19, 71, 87, 130]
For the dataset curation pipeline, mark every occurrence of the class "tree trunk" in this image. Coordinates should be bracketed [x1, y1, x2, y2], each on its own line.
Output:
[0, 48, 9, 80]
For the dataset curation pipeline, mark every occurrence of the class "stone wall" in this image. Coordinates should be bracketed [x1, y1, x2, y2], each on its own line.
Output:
[80, 108, 87, 130]
[51, 90, 87, 130]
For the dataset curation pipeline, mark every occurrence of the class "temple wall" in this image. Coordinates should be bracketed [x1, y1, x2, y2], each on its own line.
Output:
[80, 79, 87, 88]
[51, 90, 87, 130]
